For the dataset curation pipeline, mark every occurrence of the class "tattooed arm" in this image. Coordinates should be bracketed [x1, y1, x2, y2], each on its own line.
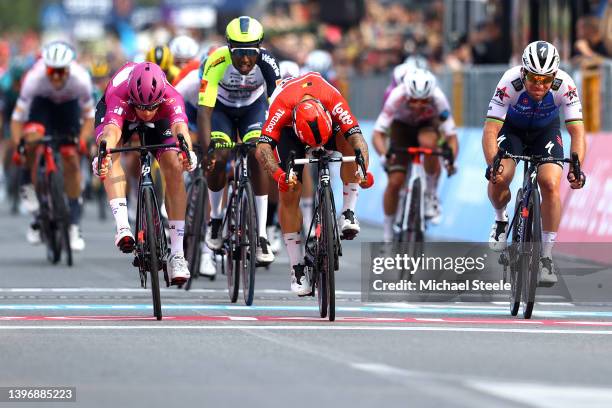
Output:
[346, 132, 370, 170]
[256, 143, 280, 176]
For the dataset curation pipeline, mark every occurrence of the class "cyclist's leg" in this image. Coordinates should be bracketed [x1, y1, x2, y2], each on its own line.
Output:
[417, 125, 443, 221]
[205, 105, 232, 250]
[333, 129, 362, 237]
[94, 99, 133, 251]
[240, 95, 274, 263]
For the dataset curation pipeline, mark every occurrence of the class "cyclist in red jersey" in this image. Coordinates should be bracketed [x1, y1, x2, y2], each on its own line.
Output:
[257, 72, 372, 295]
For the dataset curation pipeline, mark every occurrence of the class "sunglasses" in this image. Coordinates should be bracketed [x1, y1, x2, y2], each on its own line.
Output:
[525, 71, 555, 85]
[407, 97, 431, 106]
[131, 100, 163, 111]
[230, 47, 260, 58]
[46, 67, 69, 77]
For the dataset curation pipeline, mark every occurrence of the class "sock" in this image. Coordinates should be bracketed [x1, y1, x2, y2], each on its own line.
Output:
[495, 207, 508, 222]
[300, 197, 313, 233]
[283, 232, 303, 266]
[255, 195, 268, 238]
[208, 188, 224, 219]
[541, 231, 557, 259]
[342, 183, 359, 213]
[168, 220, 185, 257]
[383, 214, 394, 243]
[68, 198, 82, 226]
[426, 173, 438, 196]
[110, 198, 130, 231]
[267, 201, 278, 226]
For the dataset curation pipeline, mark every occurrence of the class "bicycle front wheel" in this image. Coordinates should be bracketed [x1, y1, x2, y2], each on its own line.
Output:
[225, 181, 240, 303]
[184, 176, 207, 289]
[317, 186, 336, 321]
[239, 181, 257, 306]
[508, 188, 523, 316]
[522, 189, 541, 319]
[49, 171, 72, 266]
[142, 188, 162, 320]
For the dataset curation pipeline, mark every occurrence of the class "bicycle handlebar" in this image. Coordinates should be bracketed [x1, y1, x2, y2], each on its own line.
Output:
[286, 148, 368, 183]
[490, 149, 582, 184]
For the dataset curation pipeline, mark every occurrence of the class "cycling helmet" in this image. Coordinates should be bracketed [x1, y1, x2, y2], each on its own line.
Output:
[127, 62, 166, 107]
[304, 50, 333, 75]
[403, 68, 436, 99]
[225, 16, 264, 46]
[169, 35, 199, 61]
[292, 99, 333, 147]
[42, 41, 75, 68]
[145, 45, 174, 72]
[522, 41, 560, 76]
[403, 55, 428, 71]
[90, 59, 111, 78]
[279, 60, 300, 79]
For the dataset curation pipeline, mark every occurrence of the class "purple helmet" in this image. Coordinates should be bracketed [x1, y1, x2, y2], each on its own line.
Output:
[127, 62, 166, 108]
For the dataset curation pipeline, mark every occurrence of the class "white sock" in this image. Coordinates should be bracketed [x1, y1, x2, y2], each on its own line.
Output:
[342, 183, 359, 213]
[208, 188, 224, 219]
[541, 231, 557, 259]
[383, 214, 394, 242]
[110, 198, 130, 231]
[300, 197, 313, 233]
[283, 232, 303, 266]
[168, 220, 185, 257]
[495, 207, 508, 222]
[255, 195, 268, 239]
[426, 173, 438, 196]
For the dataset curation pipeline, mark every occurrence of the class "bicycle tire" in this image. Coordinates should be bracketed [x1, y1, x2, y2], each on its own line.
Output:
[225, 181, 240, 303]
[321, 186, 336, 321]
[401, 178, 424, 280]
[509, 188, 523, 316]
[49, 171, 73, 267]
[184, 176, 207, 289]
[239, 181, 257, 306]
[143, 188, 163, 320]
[522, 189, 541, 319]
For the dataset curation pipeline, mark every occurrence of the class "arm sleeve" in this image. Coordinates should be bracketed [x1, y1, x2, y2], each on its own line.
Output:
[558, 75, 583, 124]
[258, 50, 281, 97]
[259, 96, 290, 147]
[485, 75, 514, 123]
[321, 79, 361, 137]
[198, 49, 229, 108]
[374, 86, 401, 133]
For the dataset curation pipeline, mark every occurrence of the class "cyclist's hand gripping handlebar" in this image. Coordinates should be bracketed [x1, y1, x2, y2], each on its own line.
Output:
[486, 148, 505, 184]
[568, 152, 586, 189]
[177, 133, 196, 172]
[354, 148, 374, 188]
[94, 140, 110, 181]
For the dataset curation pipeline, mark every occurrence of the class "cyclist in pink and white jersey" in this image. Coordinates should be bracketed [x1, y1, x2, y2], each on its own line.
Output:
[93, 61, 197, 285]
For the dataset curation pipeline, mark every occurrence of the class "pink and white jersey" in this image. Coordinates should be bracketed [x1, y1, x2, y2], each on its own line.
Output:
[374, 84, 456, 136]
[97, 63, 188, 135]
[12, 59, 94, 122]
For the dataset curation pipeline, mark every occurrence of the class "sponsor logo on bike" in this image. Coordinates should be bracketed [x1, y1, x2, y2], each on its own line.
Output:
[332, 102, 354, 125]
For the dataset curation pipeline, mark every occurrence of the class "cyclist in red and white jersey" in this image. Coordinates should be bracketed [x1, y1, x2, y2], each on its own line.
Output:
[93, 61, 197, 285]
[372, 68, 458, 241]
[11, 41, 94, 251]
[257, 72, 372, 295]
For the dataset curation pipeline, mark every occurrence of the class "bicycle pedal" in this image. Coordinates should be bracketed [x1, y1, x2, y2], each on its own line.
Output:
[297, 291, 313, 297]
[171, 277, 188, 286]
[537, 281, 556, 288]
[340, 231, 357, 240]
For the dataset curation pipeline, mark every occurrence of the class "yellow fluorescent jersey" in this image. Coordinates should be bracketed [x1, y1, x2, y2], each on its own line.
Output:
[198, 46, 280, 108]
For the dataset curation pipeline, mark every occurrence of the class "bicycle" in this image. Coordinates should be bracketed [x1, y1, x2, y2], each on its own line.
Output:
[97, 126, 191, 320]
[287, 147, 368, 321]
[16, 135, 75, 266]
[183, 144, 210, 290]
[210, 141, 258, 306]
[494, 149, 581, 319]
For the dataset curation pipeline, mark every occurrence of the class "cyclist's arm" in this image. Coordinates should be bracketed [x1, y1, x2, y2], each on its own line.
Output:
[79, 114, 94, 143]
[558, 74, 585, 163]
[255, 142, 280, 177]
[197, 48, 228, 151]
[98, 123, 122, 150]
[482, 120, 503, 165]
[196, 105, 213, 151]
[171, 120, 192, 151]
[566, 122, 586, 163]
[372, 130, 387, 157]
[9, 119, 23, 148]
[346, 132, 369, 170]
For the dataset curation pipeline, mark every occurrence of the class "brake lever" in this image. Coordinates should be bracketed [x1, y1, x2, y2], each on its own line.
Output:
[97, 140, 107, 181]
[177, 133, 191, 167]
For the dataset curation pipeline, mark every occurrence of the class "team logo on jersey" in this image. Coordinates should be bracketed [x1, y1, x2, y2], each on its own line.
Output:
[261, 53, 280, 76]
[551, 78, 563, 91]
[332, 102, 354, 125]
[204, 56, 226, 76]
[199, 79, 208, 93]
[265, 109, 285, 133]
[495, 86, 509, 102]
[301, 81, 313, 88]
[113, 107, 123, 115]
[563, 85, 577, 101]
[174, 106, 182, 114]
[545, 141, 554, 155]
[511, 78, 524, 92]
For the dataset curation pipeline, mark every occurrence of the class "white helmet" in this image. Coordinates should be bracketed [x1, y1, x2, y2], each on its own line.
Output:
[522, 41, 560, 75]
[403, 68, 436, 99]
[279, 60, 300, 79]
[305, 50, 332, 74]
[169, 35, 199, 61]
[42, 41, 75, 68]
[403, 55, 428, 71]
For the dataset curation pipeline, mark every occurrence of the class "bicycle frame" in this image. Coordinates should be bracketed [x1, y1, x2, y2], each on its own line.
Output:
[395, 150, 427, 238]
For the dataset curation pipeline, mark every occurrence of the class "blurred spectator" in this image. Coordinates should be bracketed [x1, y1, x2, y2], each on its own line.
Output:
[445, 33, 473, 71]
[471, 19, 510, 64]
[573, 15, 611, 66]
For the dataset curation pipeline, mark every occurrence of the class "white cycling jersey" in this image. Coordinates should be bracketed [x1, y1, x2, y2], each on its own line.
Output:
[174, 68, 199, 108]
[374, 84, 456, 136]
[12, 59, 94, 122]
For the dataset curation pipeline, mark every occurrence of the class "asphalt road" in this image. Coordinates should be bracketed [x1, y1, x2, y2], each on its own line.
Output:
[1, 198, 612, 408]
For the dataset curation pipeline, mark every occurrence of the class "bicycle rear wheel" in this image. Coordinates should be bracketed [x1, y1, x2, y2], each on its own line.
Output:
[225, 181, 240, 303]
[508, 189, 523, 316]
[521, 189, 541, 319]
[184, 176, 207, 289]
[49, 171, 72, 266]
[239, 181, 257, 306]
[142, 188, 162, 320]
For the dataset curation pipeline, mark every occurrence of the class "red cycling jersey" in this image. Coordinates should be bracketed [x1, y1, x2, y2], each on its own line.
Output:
[259, 72, 361, 147]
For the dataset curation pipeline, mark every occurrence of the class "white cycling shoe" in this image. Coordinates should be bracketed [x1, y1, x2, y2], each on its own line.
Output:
[168, 254, 190, 286]
[69, 225, 85, 251]
[199, 252, 217, 277]
[115, 227, 135, 253]
[266, 225, 283, 254]
[20, 184, 39, 213]
[339, 209, 360, 239]
[290, 264, 312, 296]
[425, 193, 442, 224]
[538, 257, 558, 285]
[26, 223, 41, 245]
[488, 219, 509, 251]
[205, 219, 223, 250]
[256, 237, 275, 265]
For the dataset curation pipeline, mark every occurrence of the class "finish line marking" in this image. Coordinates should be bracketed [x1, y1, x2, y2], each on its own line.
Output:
[1, 315, 612, 327]
[0, 325, 610, 334]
